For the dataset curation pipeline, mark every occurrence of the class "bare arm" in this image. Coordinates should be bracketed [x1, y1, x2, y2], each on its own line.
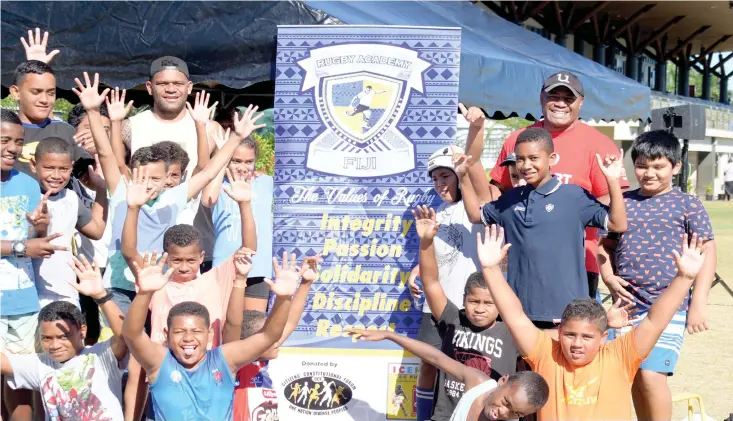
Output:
[107, 87, 135, 179]
[687, 240, 717, 333]
[201, 167, 226, 208]
[111, 121, 130, 178]
[0, 352, 13, 375]
[459, 172, 483, 224]
[413, 206, 447, 320]
[280, 256, 321, 342]
[222, 273, 247, 344]
[596, 153, 627, 233]
[99, 298, 128, 361]
[77, 185, 108, 240]
[459, 105, 493, 204]
[121, 254, 173, 382]
[633, 235, 706, 357]
[222, 294, 291, 375]
[121, 204, 143, 279]
[477, 225, 540, 357]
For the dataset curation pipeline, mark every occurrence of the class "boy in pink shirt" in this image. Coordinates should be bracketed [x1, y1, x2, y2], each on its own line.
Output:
[120, 165, 257, 347]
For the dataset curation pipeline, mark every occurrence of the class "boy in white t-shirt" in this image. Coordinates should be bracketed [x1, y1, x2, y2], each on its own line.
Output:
[30, 137, 108, 308]
[1, 256, 128, 420]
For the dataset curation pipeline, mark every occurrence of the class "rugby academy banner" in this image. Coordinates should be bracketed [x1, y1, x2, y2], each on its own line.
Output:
[270, 25, 461, 421]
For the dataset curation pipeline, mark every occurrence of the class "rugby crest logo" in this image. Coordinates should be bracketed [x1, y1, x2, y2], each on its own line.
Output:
[298, 43, 431, 177]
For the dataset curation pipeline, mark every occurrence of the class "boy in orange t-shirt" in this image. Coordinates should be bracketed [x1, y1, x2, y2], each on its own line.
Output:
[475, 225, 707, 421]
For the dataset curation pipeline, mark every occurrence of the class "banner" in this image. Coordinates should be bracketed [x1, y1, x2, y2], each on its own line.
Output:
[271, 25, 461, 421]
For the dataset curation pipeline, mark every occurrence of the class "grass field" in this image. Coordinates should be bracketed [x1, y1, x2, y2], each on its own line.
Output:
[600, 201, 733, 421]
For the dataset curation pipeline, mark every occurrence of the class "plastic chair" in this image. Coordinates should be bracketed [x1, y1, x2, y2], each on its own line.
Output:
[672, 393, 705, 421]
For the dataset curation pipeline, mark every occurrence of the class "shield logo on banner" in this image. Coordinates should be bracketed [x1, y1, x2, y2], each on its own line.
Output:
[321, 73, 404, 148]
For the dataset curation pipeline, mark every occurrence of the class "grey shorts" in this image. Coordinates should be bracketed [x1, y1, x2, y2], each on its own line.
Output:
[416, 312, 442, 349]
[245, 276, 271, 300]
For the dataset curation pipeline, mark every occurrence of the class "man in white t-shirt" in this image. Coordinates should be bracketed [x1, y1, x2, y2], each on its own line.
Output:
[346, 85, 387, 128]
[1, 256, 128, 420]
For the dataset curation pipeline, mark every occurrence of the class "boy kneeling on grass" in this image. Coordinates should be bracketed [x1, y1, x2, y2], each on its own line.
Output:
[477, 224, 708, 421]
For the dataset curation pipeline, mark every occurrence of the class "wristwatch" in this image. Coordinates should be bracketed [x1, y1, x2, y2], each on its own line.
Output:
[11, 240, 26, 258]
[94, 289, 114, 305]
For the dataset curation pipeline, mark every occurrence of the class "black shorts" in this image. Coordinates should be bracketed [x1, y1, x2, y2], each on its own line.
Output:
[587, 271, 599, 299]
[244, 276, 271, 300]
[416, 312, 442, 349]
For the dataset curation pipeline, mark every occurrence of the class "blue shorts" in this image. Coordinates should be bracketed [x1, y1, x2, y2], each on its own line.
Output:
[610, 310, 686, 375]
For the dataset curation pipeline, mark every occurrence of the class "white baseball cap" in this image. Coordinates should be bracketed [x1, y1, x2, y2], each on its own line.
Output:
[427, 145, 464, 175]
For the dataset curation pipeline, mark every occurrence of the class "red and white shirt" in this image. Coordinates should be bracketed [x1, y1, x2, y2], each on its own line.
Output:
[233, 361, 278, 421]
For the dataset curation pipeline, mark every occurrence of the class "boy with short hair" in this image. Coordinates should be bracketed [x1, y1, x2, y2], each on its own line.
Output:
[477, 224, 708, 421]
[10, 60, 82, 176]
[459, 127, 627, 330]
[413, 205, 519, 421]
[346, 328, 549, 421]
[202, 134, 274, 312]
[223, 253, 321, 421]
[597, 130, 717, 421]
[121, 251, 299, 420]
[30, 137, 108, 308]
[1, 256, 128, 420]
[1, 108, 65, 420]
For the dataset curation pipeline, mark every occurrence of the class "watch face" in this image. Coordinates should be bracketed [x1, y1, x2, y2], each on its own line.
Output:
[13, 242, 23, 252]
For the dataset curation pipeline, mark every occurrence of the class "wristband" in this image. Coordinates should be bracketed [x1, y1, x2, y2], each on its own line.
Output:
[94, 290, 114, 305]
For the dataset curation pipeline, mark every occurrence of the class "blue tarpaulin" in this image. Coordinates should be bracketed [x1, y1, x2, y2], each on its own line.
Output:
[311, 1, 651, 121]
[1, 1, 650, 120]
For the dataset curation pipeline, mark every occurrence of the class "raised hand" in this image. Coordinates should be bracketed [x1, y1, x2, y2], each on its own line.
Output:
[233, 247, 255, 278]
[212, 127, 231, 150]
[232, 105, 266, 139]
[476, 225, 511, 269]
[451, 146, 471, 178]
[87, 154, 106, 190]
[26, 233, 69, 258]
[73, 129, 97, 155]
[132, 252, 173, 293]
[595, 149, 625, 180]
[299, 254, 323, 284]
[67, 255, 106, 299]
[673, 233, 707, 280]
[606, 297, 636, 329]
[126, 168, 160, 208]
[105, 87, 134, 122]
[411, 205, 439, 242]
[186, 90, 218, 124]
[21, 28, 60, 64]
[345, 328, 389, 342]
[265, 251, 300, 297]
[26, 191, 51, 229]
[222, 168, 252, 203]
[459, 103, 485, 127]
[72, 72, 110, 111]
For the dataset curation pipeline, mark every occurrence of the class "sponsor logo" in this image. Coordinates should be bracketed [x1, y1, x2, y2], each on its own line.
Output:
[252, 400, 279, 421]
[387, 363, 418, 420]
[282, 371, 355, 416]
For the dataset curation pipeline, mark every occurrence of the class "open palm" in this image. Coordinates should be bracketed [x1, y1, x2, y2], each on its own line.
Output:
[476, 225, 511, 269]
[132, 252, 173, 293]
[21, 28, 59, 64]
[266, 251, 299, 297]
[606, 298, 635, 329]
[67, 255, 106, 299]
[186, 90, 218, 123]
[673, 233, 707, 280]
[223, 168, 252, 203]
[72, 72, 110, 111]
[232, 105, 266, 138]
[127, 168, 159, 207]
[412, 205, 438, 241]
[596, 149, 625, 179]
[105, 87, 134, 121]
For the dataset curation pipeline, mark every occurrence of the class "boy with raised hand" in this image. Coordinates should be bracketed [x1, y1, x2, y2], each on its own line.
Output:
[597, 130, 717, 421]
[459, 127, 627, 333]
[121, 164, 257, 347]
[30, 137, 108, 309]
[477, 224, 708, 421]
[121, 250, 297, 420]
[223, 252, 322, 421]
[412, 205, 519, 421]
[1, 108, 66, 421]
[1, 255, 128, 420]
[346, 328, 549, 421]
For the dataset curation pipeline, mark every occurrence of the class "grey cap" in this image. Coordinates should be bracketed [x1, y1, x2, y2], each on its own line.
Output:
[500, 152, 517, 167]
[150, 56, 189, 79]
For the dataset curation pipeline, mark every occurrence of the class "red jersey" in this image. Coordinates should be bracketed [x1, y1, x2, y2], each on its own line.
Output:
[233, 361, 278, 421]
[489, 121, 629, 273]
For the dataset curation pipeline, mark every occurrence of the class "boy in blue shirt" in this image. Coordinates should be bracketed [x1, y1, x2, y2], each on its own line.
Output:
[0, 109, 66, 420]
[459, 127, 627, 331]
[122, 250, 298, 420]
[598, 130, 717, 421]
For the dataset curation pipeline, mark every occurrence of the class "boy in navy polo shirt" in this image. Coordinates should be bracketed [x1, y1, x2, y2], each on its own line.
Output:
[598, 130, 717, 421]
[459, 127, 627, 331]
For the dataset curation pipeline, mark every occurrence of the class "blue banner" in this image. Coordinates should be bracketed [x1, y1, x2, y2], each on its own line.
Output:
[270, 25, 460, 420]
